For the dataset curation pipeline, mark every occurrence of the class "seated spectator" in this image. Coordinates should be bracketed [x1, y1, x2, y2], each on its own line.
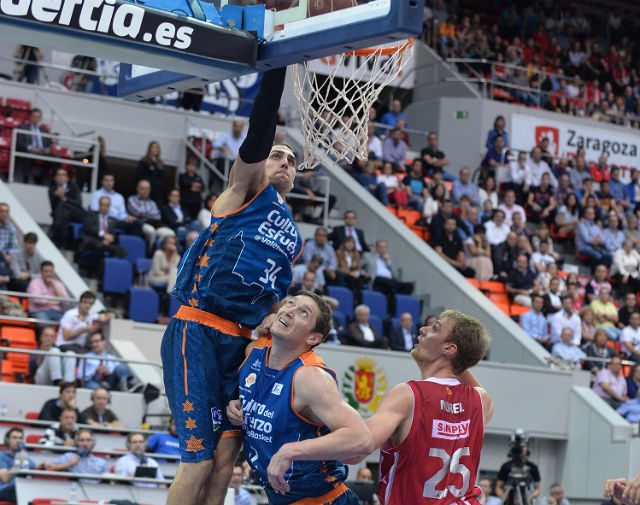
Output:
[292, 256, 326, 294]
[479, 477, 501, 505]
[569, 153, 590, 190]
[627, 169, 640, 211]
[402, 161, 429, 211]
[590, 153, 610, 182]
[378, 162, 406, 206]
[49, 168, 85, 248]
[429, 199, 464, 242]
[115, 433, 164, 487]
[465, 224, 494, 281]
[612, 239, 640, 297]
[542, 276, 563, 315]
[626, 364, 640, 400]
[484, 209, 511, 246]
[346, 305, 387, 349]
[510, 211, 527, 237]
[625, 214, 640, 248]
[303, 228, 338, 285]
[452, 167, 479, 205]
[367, 121, 383, 160]
[356, 161, 388, 205]
[617, 397, 640, 423]
[516, 234, 533, 260]
[527, 173, 557, 223]
[146, 418, 180, 457]
[520, 294, 550, 347]
[368, 240, 414, 296]
[329, 211, 370, 253]
[536, 262, 563, 293]
[197, 193, 218, 230]
[27, 261, 69, 321]
[591, 288, 621, 341]
[230, 464, 253, 505]
[289, 270, 322, 296]
[478, 176, 499, 208]
[603, 214, 625, 254]
[380, 99, 407, 128]
[577, 207, 612, 269]
[336, 237, 370, 294]
[609, 167, 630, 211]
[585, 264, 612, 303]
[459, 203, 481, 241]
[80, 196, 128, 263]
[89, 173, 142, 237]
[79, 332, 136, 391]
[135, 141, 166, 206]
[161, 189, 202, 242]
[540, 484, 571, 505]
[178, 160, 205, 220]
[555, 174, 573, 207]
[212, 120, 246, 171]
[421, 132, 451, 180]
[433, 218, 475, 278]
[127, 179, 175, 248]
[582, 328, 616, 372]
[30, 326, 75, 385]
[548, 296, 581, 345]
[498, 189, 527, 226]
[389, 312, 416, 352]
[148, 236, 181, 293]
[40, 428, 108, 481]
[39, 382, 85, 422]
[592, 356, 628, 409]
[382, 128, 408, 169]
[0, 427, 36, 503]
[492, 232, 518, 282]
[506, 254, 539, 307]
[554, 193, 580, 236]
[82, 387, 124, 428]
[552, 328, 586, 366]
[619, 292, 639, 329]
[57, 291, 106, 353]
[482, 134, 509, 181]
[505, 151, 529, 198]
[41, 407, 79, 446]
[576, 178, 598, 209]
[9, 232, 42, 292]
[530, 240, 556, 274]
[526, 147, 557, 188]
[622, 312, 640, 363]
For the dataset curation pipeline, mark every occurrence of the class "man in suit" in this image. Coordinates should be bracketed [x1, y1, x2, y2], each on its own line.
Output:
[388, 312, 416, 352]
[329, 210, 370, 252]
[161, 188, 201, 242]
[346, 304, 387, 348]
[16, 107, 53, 184]
[49, 168, 85, 248]
[80, 196, 126, 260]
[368, 239, 414, 296]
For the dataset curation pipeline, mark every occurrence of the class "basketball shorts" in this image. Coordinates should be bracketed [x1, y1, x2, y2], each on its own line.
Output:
[160, 305, 252, 462]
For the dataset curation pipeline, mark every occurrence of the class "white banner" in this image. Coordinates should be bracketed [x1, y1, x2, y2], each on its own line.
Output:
[306, 49, 415, 89]
[511, 114, 640, 182]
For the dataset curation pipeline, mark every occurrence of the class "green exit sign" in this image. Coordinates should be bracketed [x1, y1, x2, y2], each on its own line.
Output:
[455, 110, 469, 119]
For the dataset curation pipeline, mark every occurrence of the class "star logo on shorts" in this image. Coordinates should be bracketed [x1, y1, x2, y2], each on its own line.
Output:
[210, 222, 219, 233]
[185, 418, 197, 430]
[205, 238, 214, 247]
[182, 399, 195, 412]
[188, 298, 199, 307]
[185, 435, 205, 452]
[197, 254, 210, 268]
[195, 274, 201, 283]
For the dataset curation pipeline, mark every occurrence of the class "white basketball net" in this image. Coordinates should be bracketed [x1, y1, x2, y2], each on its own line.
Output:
[292, 39, 414, 170]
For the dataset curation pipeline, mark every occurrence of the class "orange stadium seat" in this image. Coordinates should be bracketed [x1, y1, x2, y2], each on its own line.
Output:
[487, 292, 509, 305]
[509, 305, 530, 317]
[466, 278, 480, 288]
[0, 361, 15, 383]
[480, 281, 506, 293]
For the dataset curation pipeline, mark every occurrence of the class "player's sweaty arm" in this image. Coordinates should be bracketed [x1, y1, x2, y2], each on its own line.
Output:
[458, 369, 494, 425]
[267, 366, 374, 494]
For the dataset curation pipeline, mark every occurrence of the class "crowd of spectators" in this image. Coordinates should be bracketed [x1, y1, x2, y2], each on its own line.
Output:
[426, 0, 640, 128]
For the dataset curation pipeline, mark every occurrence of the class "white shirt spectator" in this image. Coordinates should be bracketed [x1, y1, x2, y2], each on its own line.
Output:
[377, 173, 399, 190]
[530, 251, 556, 272]
[526, 159, 558, 187]
[291, 265, 325, 291]
[498, 203, 526, 227]
[56, 308, 101, 347]
[613, 248, 640, 278]
[368, 135, 383, 159]
[621, 326, 640, 356]
[114, 452, 164, 488]
[484, 221, 511, 245]
[359, 324, 375, 342]
[90, 188, 128, 221]
[508, 160, 529, 185]
[374, 255, 393, 279]
[548, 311, 582, 345]
[213, 131, 246, 160]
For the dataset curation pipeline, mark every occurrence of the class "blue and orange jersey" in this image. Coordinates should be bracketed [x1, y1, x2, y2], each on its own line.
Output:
[239, 338, 349, 504]
[172, 183, 303, 328]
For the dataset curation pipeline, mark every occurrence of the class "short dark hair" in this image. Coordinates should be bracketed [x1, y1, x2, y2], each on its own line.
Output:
[31, 107, 42, 115]
[4, 427, 24, 443]
[531, 293, 544, 303]
[23, 232, 38, 244]
[40, 260, 54, 270]
[59, 382, 76, 395]
[297, 291, 332, 343]
[80, 291, 96, 303]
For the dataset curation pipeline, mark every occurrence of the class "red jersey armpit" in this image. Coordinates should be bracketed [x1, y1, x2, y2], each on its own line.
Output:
[378, 377, 485, 505]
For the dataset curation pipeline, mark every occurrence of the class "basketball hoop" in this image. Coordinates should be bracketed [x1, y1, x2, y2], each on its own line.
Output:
[292, 38, 414, 170]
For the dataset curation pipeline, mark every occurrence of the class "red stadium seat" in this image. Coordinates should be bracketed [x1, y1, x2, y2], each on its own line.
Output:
[0, 361, 15, 383]
[26, 433, 43, 444]
[25, 411, 39, 420]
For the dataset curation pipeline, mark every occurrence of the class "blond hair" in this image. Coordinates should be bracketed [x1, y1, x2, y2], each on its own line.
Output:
[441, 310, 491, 374]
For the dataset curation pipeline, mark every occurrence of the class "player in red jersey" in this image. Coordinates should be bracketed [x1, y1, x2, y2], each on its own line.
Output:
[348, 309, 494, 505]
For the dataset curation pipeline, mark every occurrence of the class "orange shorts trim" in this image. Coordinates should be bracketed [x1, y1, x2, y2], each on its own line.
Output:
[221, 430, 242, 439]
[290, 483, 349, 504]
[174, 305, 252, 338]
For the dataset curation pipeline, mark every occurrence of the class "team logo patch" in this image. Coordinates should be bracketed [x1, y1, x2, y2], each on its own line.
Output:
[342, 358, 388, 416]
[211, 407, 223, 432]
[271, 383, 283, 395]
[251, 359, 262, 371]
[245, 373, 257, 387]
[432, 419, 470, 440]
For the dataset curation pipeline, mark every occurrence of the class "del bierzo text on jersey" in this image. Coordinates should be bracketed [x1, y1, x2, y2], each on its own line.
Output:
[1, 0, 193, 51]
[255, 209, 298, 255]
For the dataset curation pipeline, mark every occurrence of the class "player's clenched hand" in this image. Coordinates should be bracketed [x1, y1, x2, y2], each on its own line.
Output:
[255, 313, 277, 338]
[605, 479, 627, 499]
[226, 400, 244, 426]
[267, 444, 293, 495]
[620, 475, 640, 505]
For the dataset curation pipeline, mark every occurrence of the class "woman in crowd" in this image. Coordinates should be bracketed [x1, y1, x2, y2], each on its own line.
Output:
[136, 141, 166, 206]
[611, 239, 640, 296]
[555, 192, 580, 236]
[422, 183, 446, 224]
[148, 235, 181, 293]
[580, 306, 597, 344]
[377, 162, 406, 206]
[465, 224, 494, 281]
[335, 236, 370, 296]
[582, 328, 616, 372]
[197, 193, 218, 230]
[478, 176, 499, 208]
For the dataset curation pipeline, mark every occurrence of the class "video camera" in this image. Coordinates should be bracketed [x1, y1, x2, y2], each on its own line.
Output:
[503, 429, 532, 505]
[508, 429, 529, 466]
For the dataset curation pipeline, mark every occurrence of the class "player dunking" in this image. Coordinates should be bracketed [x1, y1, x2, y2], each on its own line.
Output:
[160, 66, 301, 505]
[348, 310, 494, 505]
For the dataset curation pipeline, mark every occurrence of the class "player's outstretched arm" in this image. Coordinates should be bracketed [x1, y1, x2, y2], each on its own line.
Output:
[458, 369, 494, 425]
[606, 476, 640, 505]
[267, 366, 373, 495]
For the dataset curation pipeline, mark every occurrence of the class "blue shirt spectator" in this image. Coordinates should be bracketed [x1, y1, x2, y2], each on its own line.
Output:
[602, 215, 625, 253]
[382, 128, 408, 167]
[576, 207, 612, 267]
[520, 307, 549, 341]
[90, 174, 129, 221]
[301, 229, 338, 272]
[51, 451, 108, 483]
[609, 169, 628, 204]
[485, 116, 509, 149]
[627, 366, 640, 399]
[0, 204, 19, 256]
[617, 399, 640, 422]
[147, 421, 180, 461]
[0, 428, 36, 503]
[380, 100, 407, 128]
[551, 328, 587, 365]
[451, 167, 479, 205]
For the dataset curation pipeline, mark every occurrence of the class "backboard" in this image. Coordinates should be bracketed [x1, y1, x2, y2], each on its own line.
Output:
[118, 0, 423, 99]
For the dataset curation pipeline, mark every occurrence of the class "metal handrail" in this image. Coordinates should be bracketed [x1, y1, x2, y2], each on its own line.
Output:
[0, 289, 77, 304]
[0, 416, 163, 436]
[15, 468, 172, 485]
[22, 443, 180, 462]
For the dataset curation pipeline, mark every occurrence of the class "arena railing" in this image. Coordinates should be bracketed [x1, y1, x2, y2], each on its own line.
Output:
[0, 288, 79, 306]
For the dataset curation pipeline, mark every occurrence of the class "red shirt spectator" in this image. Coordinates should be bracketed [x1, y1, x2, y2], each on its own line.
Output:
[590, 155, 611, 183]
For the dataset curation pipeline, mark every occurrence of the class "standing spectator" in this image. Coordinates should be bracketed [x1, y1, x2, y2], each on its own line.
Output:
[9, 232, 42, 292]
[592, 356, 628, 409]
[506, 254, 538, 307]
[0, 203, 18, 256]
[56, 291, 105, 352]
[548, 295, 582, 345]
[29, 326, 75, 385]
[582, 329, 616, 372]
[329, 211, 370, 252]
[552, 328, 586, 366]
[146, 418, 180, 457]
[13, 45, 43, 84]
[519, 294, 550, 347]
[212, 120, 246, 172]
[302, 228, 338, 285]
[161, 189, 202, 241]
[627, 169, 640, 211]
[499, 190, 526, 227]
[335, 237, 370, 295]
[433, 217, 475, 278]
[127, 180, 175, 248]
[621, 312, 640, 362]
[148, 236, 181, 293]
[27, 261, 69, 321]
[368, 240, 414, 295]
[0, 427, 36, 503]
[452, 167, 479, 205]
[89, 173, 141, 236]
[49, 168, 85, 248]
[79, 332, 135, 391]
[15, 108, 52, 184]
[492, 232, 519, 282]
[41, 408, 79, 446]
[388, 312, 416, 352]
[136, 141, 166, 206]
[81, 387, 124, 428]
[80, 196, 128, 262]
[402, 161, 429, 211]
[421, 132, 451, 179]
[38, 382, 84, 422]
[591, 288, 621, 341]
[485, 116, 509, 149]
[618, 292, 639, 329]
[346, 305, 387, 349]
[484, 209, 511, 246]
[612, 239, 640, 296]
[229, 464, 254, 505]
[577, 207, 612, 269]
[178, 160, 205, 220]
[526, 147, 557, 188]
[382, 128, 408, 169]
[41, 428, 108, 481]
[114, 433, 164, 487]
[380, 99, 407, 128]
